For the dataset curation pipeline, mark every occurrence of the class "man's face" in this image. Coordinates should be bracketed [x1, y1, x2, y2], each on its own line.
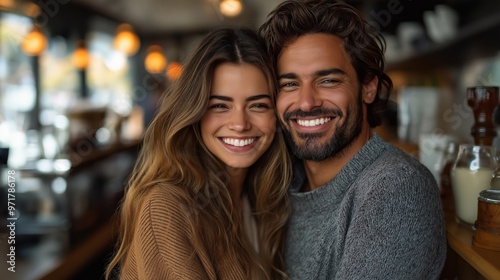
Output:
[277, 33, 366, 161]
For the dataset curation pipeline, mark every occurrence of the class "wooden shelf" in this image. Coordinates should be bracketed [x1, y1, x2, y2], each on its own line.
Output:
[445, 213, 500, 279]
[386, 10, 500, 71]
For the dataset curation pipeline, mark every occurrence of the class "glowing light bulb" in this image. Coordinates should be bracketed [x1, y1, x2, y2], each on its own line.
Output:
[21, 24, 47, 56]
[72, 41, 90, 69]
[167, 62, 183, 80]
[114, 23, 140, 56]
[219, 0, 243, 17]
[145, 45, 167, 73]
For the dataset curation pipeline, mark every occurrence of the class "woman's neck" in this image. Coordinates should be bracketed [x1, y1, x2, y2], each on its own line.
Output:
[226, 167, 248, 215]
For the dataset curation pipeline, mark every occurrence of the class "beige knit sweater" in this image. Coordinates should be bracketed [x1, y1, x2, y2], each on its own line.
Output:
[120, 185, 246, 279]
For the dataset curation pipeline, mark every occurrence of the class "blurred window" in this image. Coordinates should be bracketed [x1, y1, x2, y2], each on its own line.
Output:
[40, 35, 79, 112]
[87, 31, 133, 115]
[0, 12, 36, 146]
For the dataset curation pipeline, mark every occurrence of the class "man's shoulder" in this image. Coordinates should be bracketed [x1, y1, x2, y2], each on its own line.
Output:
[360, 142, 437, 188]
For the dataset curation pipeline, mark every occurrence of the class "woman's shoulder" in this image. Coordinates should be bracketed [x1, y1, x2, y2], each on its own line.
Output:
[145, 183, 182, 199]
[140, 184, 194, 224]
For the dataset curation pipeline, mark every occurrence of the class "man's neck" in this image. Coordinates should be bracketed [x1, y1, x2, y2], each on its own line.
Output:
[302, 130, 373, 191]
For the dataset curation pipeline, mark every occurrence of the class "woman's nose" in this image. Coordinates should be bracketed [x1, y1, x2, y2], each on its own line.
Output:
[227, 110, 251, 131]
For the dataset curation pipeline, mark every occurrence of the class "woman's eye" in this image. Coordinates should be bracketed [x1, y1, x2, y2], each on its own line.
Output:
[209, 104, 228, 110]
[251, 103, 271, 110]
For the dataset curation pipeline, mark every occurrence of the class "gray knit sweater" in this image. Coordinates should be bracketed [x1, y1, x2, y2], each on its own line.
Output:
[285, 134, 447, 279]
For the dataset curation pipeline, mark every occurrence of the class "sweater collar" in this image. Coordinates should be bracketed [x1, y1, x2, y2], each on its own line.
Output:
[289, 133, 388, 205]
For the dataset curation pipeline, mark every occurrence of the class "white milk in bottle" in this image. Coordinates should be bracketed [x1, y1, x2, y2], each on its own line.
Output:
[451, 167, 493, 225]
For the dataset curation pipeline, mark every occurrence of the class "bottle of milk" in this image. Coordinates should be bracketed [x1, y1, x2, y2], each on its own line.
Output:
[451, 144, 497, 229]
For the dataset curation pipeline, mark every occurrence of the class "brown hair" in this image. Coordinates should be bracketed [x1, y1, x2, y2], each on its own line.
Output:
[259, 0, 393, 127]
[106, 28, 291, 279]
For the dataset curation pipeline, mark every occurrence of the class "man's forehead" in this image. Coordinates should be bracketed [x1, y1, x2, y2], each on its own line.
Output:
[277, 33, 352, 76]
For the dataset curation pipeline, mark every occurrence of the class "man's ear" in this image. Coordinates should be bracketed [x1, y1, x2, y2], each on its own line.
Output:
[362, 76, 378, 104]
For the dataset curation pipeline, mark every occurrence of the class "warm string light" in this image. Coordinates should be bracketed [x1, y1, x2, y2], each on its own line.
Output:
[219, 0, 243, 17]
[114, 23, 140, 56]
[21, 23, 47, 56]
[144, 45, 167, 74]
[72, 40, 90, 70]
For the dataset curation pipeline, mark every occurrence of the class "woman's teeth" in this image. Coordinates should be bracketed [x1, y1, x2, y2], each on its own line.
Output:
[222, 138, 256, 147]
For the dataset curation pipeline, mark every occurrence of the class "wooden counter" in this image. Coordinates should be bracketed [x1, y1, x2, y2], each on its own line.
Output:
[445, 215, 500, 280]
[438, 169, 500, 280]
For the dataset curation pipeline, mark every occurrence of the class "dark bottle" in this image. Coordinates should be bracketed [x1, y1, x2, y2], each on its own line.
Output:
[440, 142, 457, 213]
[467, 86, 499, 146]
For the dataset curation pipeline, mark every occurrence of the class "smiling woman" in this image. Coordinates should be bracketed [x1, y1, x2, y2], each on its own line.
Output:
[201, 63, 276, 171]
[106, 27, 292, 280]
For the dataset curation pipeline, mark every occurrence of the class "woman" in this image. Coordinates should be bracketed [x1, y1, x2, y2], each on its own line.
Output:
[105, 28, 291, 279]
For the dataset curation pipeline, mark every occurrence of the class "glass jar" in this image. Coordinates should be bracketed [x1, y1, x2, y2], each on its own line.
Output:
[490, 167, 500, 190]
[451, 144, 497, 229]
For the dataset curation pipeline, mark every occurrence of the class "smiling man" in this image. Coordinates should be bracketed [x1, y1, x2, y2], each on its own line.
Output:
[260, 1, 447, 279]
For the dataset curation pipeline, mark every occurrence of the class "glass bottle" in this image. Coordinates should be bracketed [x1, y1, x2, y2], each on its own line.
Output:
[490, 167, 500, 190]
[451, 144, 497, 229]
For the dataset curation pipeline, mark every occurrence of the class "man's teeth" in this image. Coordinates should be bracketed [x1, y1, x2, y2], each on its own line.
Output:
[297, 117, 331, 127]
[222, 138, 256, 147]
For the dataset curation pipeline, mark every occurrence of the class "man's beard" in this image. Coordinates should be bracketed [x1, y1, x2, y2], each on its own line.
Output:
[281, 93, 364, 162]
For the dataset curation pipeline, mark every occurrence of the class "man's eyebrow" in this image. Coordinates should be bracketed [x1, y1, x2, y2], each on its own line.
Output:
[208, 94, 271, 102]
[278, 68, 346, 80]
[278, 73, 298, 80]
[315, 68, 346, 77]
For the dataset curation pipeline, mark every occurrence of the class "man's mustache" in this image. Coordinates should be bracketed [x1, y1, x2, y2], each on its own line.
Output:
[283, 108, 343, 122]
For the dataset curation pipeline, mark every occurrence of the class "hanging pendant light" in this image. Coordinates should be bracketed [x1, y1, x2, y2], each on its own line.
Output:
[72, 40, 90, 70]
[167, 62, 183, 80]
[144, 45, 167, 74]
[219, 0, 243, 17]
[114, 23, 140, 56]
[21, 23, 47, 56]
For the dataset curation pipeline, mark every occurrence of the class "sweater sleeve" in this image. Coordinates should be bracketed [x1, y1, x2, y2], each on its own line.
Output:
[335, 165, 447, 280]
[121, 187, 215, 280]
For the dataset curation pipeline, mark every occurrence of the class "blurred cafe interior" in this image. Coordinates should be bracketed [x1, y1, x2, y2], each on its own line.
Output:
[1, 0, 500, 279]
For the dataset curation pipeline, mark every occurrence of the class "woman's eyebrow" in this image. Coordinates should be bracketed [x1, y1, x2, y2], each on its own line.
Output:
[246, 94, 271, 102]
[209, 95, 232, 101]
[208, 94, 271, 102]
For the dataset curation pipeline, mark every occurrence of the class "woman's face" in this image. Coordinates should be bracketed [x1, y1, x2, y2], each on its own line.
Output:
[201, 62, 276, 171]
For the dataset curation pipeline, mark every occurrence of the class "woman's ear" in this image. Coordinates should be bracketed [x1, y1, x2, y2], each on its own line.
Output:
[362, 76, 378, 104]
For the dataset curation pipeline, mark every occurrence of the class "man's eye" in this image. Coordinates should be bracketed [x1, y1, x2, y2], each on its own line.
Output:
[280, 82, 297, 88]
[320, 79, 339, 85]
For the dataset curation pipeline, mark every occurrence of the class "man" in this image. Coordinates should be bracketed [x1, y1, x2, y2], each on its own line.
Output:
[259, 1, 447, 279]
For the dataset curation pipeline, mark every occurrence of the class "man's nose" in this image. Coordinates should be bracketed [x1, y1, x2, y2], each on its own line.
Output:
[297, 84, 321, 111]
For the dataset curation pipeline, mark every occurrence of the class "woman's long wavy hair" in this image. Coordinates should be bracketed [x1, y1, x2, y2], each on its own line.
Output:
[106, 28, 292, 279]
[259, 0, 393, 128]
